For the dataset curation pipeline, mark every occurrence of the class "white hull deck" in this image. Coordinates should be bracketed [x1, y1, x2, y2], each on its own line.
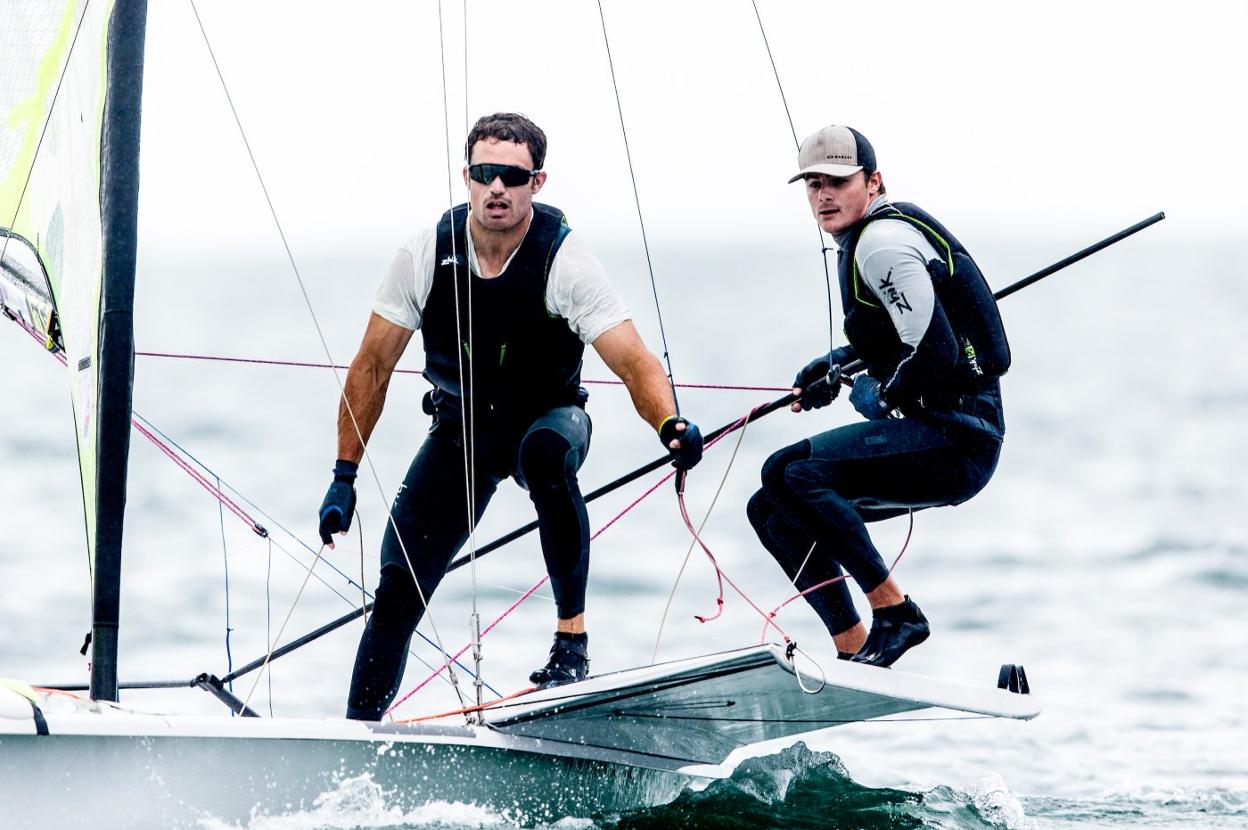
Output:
[0, 645, 1039, 826]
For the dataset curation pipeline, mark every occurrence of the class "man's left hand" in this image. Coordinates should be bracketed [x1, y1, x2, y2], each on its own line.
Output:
[849, 376, 892, 420]
[659, 416, 704, 471]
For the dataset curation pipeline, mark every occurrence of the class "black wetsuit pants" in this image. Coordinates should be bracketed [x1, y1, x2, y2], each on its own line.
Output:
[747, 398, 1002, 637]
[346, 405, 591, 720]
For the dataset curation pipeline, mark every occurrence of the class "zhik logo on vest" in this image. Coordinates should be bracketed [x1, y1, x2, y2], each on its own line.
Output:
[878, 270, 912, 314]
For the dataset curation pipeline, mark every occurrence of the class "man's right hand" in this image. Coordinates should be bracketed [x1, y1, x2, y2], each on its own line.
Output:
[791, 346, 854, 412]
[318, 460, 359, 547]
[658, 416, 704, 471]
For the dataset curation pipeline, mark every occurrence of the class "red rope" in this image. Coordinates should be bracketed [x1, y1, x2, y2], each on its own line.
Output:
[671, 403, 793, 640]
[675, 486, 792, 638]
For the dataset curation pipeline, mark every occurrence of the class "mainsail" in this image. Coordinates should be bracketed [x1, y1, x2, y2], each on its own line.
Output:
[0, 0, 147, 701]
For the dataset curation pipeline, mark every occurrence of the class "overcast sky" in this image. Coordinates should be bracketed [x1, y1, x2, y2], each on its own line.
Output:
[133, 0, 1247, 260]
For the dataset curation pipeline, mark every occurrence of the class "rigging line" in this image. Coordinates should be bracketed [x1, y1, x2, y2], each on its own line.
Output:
[13, 323, 268, 540]
[131, 416, 487, 696]
[676, 485, 793, 644]
[130, 418, 263, 534]
[760, 509, 914, 644]
[594, 0, 680, 412]
[651, 403, 757, 663]
[436, 0, 473, 712]
[240, 544, 326, 712]
[0, 0, 93, 274]
[357, 511, 368, 626]
[462, 0, 470, 138]
[458, 1, 482, 658]
[265, 535, 273, 716]
[457, 0, 493, 717]
[186, 0, 466, 704]
[791, 541, 818, 590]
[217, 589, 501, 698]
[129, 408, 490, 698]
[134, 351, 791, 392]
[125, 214, 1169, 687]
[394, 683, 535, 724]
[386, 452, 680, 716]
[10, 306, 488, 695]
[596, 712, 999, 725]
[750, 0, 799, 149]
[749, 1, 839, 361]
[217, 474, 234, 694]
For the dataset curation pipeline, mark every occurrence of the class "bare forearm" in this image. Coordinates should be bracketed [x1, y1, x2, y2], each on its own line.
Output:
[336, 361, 390, 462]
[592, 321, 677, 430]
[618, 350, 677, 430]
[334, 312, 413, 463]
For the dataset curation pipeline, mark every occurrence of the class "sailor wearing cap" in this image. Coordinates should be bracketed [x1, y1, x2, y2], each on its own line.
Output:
[748, 124, 1010, 667]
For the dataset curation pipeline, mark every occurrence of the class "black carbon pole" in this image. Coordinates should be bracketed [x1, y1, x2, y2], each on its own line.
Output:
[447, 210, 1166, 572]
[219, 211, 1165, 680]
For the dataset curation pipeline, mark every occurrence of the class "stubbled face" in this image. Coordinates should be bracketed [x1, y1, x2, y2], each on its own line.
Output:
[805, 170, 882, 235]
[464, 138, 546, 233]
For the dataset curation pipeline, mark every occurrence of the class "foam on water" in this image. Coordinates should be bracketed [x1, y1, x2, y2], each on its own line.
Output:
[197, 772, 512, 830]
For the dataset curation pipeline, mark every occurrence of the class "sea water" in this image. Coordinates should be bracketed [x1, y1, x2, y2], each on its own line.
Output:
[1, 236, 1245, 828]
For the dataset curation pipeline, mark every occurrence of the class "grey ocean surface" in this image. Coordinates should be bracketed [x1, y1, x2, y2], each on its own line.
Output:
[2, 235, 1246, 828]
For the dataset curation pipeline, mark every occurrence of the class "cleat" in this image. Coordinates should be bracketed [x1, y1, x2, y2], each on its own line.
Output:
[851, 596, 929, 668]
[528, 634, 590, 689]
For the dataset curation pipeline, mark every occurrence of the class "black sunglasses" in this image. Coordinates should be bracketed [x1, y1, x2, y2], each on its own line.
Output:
[467, 163, 539, 187]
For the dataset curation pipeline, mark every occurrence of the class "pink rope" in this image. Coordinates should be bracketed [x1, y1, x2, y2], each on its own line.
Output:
[5, 316, 266, 537]
[134, 350, 789, 392]
[385, 462, 681, 716]
[759, 510, 915, 643]
[676, 490, 792, 639]
[130, 419, 266, 536]
[672, 403, 793, 641]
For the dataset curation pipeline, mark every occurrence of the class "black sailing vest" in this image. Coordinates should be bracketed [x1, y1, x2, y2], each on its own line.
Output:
[838, 201, 1011, 400]
[421, 202, 585, 423]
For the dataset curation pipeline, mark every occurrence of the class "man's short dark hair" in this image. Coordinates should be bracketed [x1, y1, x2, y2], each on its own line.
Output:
[465, 112, 547, 169]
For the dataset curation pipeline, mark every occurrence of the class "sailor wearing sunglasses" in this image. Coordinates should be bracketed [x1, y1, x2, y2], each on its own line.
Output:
[320, 113, 703, 718]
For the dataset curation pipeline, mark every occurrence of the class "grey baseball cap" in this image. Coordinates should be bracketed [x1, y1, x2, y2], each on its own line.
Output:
[787, 125, 877, 183]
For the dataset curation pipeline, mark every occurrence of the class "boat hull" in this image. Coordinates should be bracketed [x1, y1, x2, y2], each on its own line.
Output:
[0, 725, 697, 827]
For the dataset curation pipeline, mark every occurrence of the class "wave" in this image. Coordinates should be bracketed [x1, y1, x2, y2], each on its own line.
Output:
[598, 743, 1024, 830]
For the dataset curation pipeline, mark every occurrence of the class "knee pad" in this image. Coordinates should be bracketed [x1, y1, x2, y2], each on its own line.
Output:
[518, 427, 576, 490]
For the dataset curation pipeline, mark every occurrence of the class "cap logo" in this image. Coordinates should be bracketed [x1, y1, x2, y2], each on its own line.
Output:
[825, 153, 854, 161]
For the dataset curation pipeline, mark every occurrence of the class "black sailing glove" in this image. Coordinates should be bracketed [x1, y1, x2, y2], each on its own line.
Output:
[318, 459, 358, 545]
[659, 416, 704, 471]
[793, 346, 855, 410]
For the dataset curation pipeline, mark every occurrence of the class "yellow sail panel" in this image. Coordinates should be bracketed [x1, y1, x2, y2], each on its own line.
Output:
[0, 0, 117, 574]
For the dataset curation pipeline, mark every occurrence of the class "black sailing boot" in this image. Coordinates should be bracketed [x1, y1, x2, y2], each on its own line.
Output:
[850, 596, 930, 668]
[529, 632, 590, 689]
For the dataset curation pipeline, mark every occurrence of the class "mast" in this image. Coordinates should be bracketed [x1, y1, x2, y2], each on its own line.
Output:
[90, 0, 148, 703]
